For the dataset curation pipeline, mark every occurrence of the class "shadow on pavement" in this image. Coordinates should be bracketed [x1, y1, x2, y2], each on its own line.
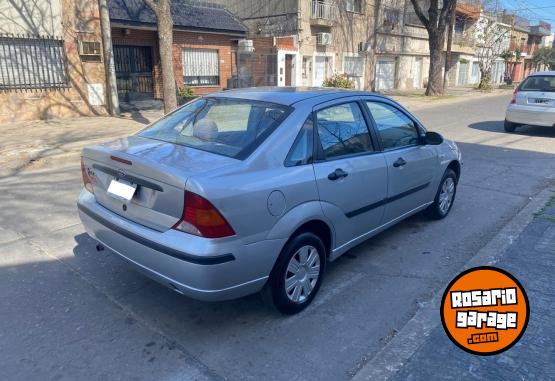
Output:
[468, 120, 555, 138]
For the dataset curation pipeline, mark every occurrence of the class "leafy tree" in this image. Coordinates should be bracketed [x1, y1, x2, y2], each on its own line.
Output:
[532, 47, 555, 71]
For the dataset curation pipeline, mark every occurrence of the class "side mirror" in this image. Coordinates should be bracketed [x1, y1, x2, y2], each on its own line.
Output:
[424, 131, 443, 145]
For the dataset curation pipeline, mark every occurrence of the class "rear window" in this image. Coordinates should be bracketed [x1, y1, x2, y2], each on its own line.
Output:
[139, 98, 291, 159]
[519, 75, 555, 92]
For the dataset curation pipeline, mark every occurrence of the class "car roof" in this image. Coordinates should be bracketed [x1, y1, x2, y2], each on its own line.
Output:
[207, 86, 387, 106]
[529, 71, 555, 77]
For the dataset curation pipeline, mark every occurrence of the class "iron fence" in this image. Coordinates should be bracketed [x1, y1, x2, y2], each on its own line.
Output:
[0, 34, 69, 92]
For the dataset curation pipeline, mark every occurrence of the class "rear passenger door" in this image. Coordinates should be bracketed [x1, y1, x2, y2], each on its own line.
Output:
[363, 100, 437, 223]
[312, 100, 388, 244]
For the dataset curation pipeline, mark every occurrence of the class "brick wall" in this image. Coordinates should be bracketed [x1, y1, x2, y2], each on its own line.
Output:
[0, 0, 108, 123]
[112, 27, 238, 98]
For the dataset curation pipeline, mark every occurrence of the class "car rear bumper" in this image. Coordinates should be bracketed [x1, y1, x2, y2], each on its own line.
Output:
[77, 189, 285, 301]
[506, 104, 555, 127]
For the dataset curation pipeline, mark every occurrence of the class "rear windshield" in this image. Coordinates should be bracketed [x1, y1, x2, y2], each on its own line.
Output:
[519, 75, 555, 92]
[139, 98, 291, 159]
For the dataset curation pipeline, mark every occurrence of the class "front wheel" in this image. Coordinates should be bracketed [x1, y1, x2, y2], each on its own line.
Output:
[426, 168, 457, 220]
[267, 232, 326, 314]
[504, 119, 518, 132]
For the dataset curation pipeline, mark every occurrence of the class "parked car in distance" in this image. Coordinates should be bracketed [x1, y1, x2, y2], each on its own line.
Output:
[77, 87, 462, 314]
[505, 71, 555, 132]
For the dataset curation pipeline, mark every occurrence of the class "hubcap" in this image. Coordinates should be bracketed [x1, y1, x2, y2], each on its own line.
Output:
[439, 177, 455, 214]
[285, 245, 321, 303]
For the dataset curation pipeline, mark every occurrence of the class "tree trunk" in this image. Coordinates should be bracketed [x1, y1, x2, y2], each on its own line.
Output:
[151, 1, 177, 113]
[478, 70, 491, 90]
[426, 32, 446, 96]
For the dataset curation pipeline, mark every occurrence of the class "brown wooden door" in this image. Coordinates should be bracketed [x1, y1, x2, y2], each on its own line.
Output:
[285, 55, 293, 86]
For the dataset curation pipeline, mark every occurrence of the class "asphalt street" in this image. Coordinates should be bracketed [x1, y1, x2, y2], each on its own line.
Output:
[0, 94, 554, 380]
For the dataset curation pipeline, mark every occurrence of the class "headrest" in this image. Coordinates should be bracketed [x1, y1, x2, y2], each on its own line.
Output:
[193, 118, 218, 141]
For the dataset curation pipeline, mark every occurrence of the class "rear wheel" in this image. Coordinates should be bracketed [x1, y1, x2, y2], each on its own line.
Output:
[267, 232, 326, 314]
[504, 119, 518, 132]
[426, 168, 457, 220]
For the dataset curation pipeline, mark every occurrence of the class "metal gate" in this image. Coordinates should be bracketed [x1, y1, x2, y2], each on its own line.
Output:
[113, 45, 153, 101]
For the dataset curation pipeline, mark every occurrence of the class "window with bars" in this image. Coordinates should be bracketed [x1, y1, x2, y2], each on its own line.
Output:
[0, 35, 69, 91]
[182, 48, 220, 86]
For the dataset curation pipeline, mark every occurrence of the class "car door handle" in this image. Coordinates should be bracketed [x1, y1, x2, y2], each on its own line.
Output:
[328, 168, 349, 181]
[393, 157, 407, 168]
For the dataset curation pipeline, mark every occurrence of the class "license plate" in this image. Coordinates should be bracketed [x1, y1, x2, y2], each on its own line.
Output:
[533, 98, 550, 104]
[107, 179, 137, 201]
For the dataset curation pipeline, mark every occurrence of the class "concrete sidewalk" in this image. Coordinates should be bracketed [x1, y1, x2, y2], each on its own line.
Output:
[386, 86, 513, 112]
[353, 188, 555, 381]
[0, 109, 162, 178]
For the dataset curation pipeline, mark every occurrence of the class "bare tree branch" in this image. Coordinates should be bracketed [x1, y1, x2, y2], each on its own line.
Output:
[408, 0, 429, 27]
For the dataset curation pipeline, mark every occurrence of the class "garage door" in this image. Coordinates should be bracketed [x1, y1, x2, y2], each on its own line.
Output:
[457, 62, 468, 85]
[376, 58, 395, 91]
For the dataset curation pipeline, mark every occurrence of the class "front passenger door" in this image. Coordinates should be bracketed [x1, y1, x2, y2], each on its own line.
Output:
[364, 101, 438, 223]
[312, 101, 388, 245]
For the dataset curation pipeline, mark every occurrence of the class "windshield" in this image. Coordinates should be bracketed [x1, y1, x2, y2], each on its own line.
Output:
[139, 98, 291, 159]
[519, 75, 555, 92]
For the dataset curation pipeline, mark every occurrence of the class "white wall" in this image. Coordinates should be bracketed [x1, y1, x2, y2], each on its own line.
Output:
[0, 0, 62, 36]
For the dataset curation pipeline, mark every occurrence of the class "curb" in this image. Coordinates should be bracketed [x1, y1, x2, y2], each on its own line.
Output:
[351, 186, 555, 381]
[390, 89, 512, 111]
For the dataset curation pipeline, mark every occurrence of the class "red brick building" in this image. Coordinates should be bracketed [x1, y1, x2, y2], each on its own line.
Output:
[108, 0, 247, 102]
[0, 0, 109, 123]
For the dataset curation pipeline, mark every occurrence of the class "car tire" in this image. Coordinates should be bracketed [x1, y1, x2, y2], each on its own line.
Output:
[426, 168, 457, 220]
[504, 119, 518, 132]
[267, 232, 326, 315]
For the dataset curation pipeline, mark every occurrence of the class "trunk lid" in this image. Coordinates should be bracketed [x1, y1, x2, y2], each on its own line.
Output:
[519, 91, 555, 108]
[82, 136, 238, 231]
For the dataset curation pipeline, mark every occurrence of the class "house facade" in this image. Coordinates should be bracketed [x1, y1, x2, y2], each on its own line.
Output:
[0, 0, 109, 123]
[108, 0, 247, 102]
[214, 0, 375, 90]
[504, 16, 551, 83]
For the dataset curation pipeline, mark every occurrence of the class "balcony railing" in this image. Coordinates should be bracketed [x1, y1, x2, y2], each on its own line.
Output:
[311, 1, 338, 21]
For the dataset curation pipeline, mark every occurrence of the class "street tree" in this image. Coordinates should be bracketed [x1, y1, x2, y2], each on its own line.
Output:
[474, 13, 511, 89]
[143, 0, 177, 113]
[532, 47, 555, 71]
[408, 0, 457, 96]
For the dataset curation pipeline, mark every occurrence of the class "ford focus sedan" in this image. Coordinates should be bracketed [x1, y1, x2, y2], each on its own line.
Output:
[78, 88, 462, 314]
[505, 71, 555, 132]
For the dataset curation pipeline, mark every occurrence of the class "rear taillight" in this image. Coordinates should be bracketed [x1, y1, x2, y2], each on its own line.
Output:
[173, 191, 235, 238]
[81, 157, 94, 193]
[510, 88, 518, 104]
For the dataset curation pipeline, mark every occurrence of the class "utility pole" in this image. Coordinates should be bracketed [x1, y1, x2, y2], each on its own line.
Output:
[98, 0, 120, 115]
[443, 0, 457, 92]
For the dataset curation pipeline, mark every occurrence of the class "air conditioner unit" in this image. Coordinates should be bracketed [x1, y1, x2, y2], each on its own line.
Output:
[78, 40, 102, 61]
[238, 39, 255, 54]
[316, 32, 332, 46]
[358, 41, 371, 53]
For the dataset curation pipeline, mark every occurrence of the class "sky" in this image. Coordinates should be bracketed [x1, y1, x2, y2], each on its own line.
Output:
[499, 0, 555, 25]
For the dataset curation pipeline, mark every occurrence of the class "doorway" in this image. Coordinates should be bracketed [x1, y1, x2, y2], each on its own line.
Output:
[285, 54, 294, 86]
[314, 56, 331, 86]
[113, 45, 154, 101]
[375, 58, 395, 90]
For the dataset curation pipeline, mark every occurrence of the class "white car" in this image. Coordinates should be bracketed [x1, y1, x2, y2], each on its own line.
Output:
[505, 71, 555, 132]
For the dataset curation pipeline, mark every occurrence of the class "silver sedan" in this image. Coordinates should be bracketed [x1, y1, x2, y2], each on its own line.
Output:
[78, 87, 462, 314]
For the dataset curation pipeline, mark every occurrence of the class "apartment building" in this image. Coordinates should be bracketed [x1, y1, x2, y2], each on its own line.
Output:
[373, 0, 431, 91]
[216, 0, 375, 90]
[0, 0, 109, 122]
